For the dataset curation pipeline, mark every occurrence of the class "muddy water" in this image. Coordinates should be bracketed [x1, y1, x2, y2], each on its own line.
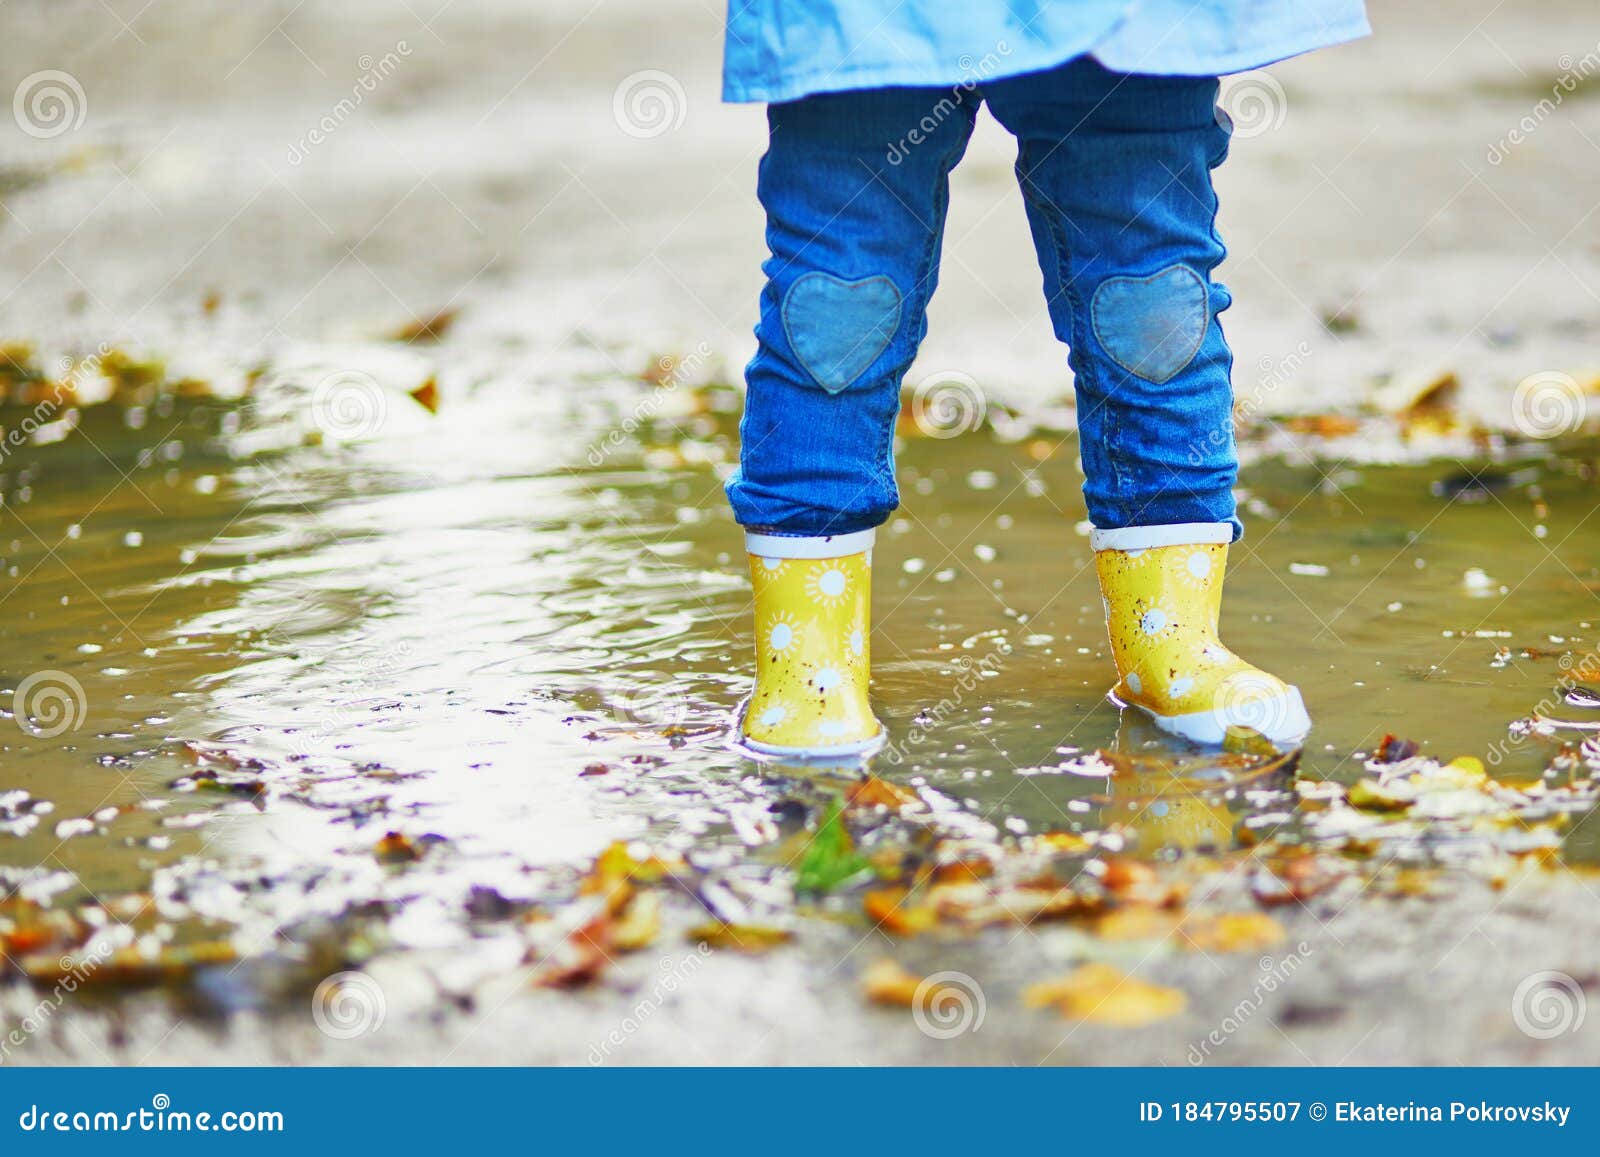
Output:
[2, 372, 1598, 959]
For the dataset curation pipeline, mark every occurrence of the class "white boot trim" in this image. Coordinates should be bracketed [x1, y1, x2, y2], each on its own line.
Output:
[745, 528, 875, 559]
[1090, 522, 1233, 552]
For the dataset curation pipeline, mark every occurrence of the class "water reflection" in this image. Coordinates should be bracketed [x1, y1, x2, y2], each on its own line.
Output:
[2, 364, 1598, 958]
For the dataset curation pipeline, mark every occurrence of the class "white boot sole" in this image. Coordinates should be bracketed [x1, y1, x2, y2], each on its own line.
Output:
[738, 730, 887, 761]
[1109, 685, 1312, 747]
[732, 698, 887, 762]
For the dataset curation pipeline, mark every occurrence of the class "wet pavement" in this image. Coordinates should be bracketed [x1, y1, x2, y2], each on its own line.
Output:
[3, 0, 1600, 1065]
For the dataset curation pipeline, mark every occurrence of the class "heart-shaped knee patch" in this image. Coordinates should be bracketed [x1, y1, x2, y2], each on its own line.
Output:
[781, 272, 903, 394]
[1090, 264, 1210, 385]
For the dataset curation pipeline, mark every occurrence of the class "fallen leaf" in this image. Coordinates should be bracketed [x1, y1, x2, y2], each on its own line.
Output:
[1181, 911, 1286, 953]
[932, 857, 993, 884]
[1033, 831, 1092, 854]
[861, 959, 923, 1006]
[374, 830, 422, 863]
[21, 940, 238, 988]
[1099, 857, 1187, 907]
[1094, 907, 1184, 942]
[689, 922, 792, 953]
[533, 917, 611, 989]
[1387, 868, 1441, 898]
[586, 841, 677, 889]
[864, 888, 939, 936]
[1349, 778, 1416, 810]
[389, 308, 459, 344]
[795, 799, 871, 894]
[1025, 962, 1186, 1026]
[1374, 734, 1420, 763]
[1281, 413, 1362, 437]
[1439, 755, 1488, 787]
[1100, 857, 1155, 892]
[847, 775, 920, 811]
[409, 377, 439, 413]
[1372, 368, 1460, 437]
[1251, 856, 1340, 905]
[610, 891, 661, 951]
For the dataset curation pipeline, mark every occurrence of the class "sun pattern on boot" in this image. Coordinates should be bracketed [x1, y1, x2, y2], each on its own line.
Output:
[1094, 537, 1310, 746]
[741, 536, 883, 757]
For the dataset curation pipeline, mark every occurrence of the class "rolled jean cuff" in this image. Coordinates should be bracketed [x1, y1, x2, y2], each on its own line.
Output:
[745, 528, 875, 558]
[729, 503, 889, 540]
[1089, 519, 1242, 551]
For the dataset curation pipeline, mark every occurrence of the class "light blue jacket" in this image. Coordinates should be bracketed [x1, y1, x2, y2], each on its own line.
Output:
[724, 0, 1370, 103]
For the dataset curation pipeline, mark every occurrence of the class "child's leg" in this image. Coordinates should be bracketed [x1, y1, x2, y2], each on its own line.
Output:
[730, 87, 978, 759]
[984, 57, 1238, 533]
[726, 88, 979, 537]
[985, 60, 1308, 745]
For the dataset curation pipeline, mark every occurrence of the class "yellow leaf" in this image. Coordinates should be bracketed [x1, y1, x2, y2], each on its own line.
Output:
[689, 922, 792, 953]
[1095, 907, 1184, 942]
[861, 959, 923, 1006]
[1388, 869, 1439, 898]
[1349, 778, 1416, 810]
[1026, 963, 1186, 1026]
[1435, 756, 1489, 789]
[1033, 831, 1092, 854]
[611, 891, 661, 951]
[1182, 911, 1286, 953]
[586, 841, 676, 889]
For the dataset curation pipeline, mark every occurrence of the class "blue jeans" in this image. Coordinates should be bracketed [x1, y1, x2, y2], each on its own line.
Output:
[725, 57, 1243, 541]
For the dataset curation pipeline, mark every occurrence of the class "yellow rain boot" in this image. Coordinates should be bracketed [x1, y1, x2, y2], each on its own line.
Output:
[739, 529, 885, 759]
[1093, 523, 1310, 746]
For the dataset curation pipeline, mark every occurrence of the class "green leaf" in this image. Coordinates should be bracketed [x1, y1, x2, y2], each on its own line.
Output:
[795, 799, 871, 895]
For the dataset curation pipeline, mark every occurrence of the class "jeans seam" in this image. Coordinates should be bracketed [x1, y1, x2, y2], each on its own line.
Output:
[1203, 84, 1239, 538]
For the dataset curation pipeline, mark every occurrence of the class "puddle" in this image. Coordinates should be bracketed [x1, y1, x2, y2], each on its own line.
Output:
[2, 354, 1598, 999]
